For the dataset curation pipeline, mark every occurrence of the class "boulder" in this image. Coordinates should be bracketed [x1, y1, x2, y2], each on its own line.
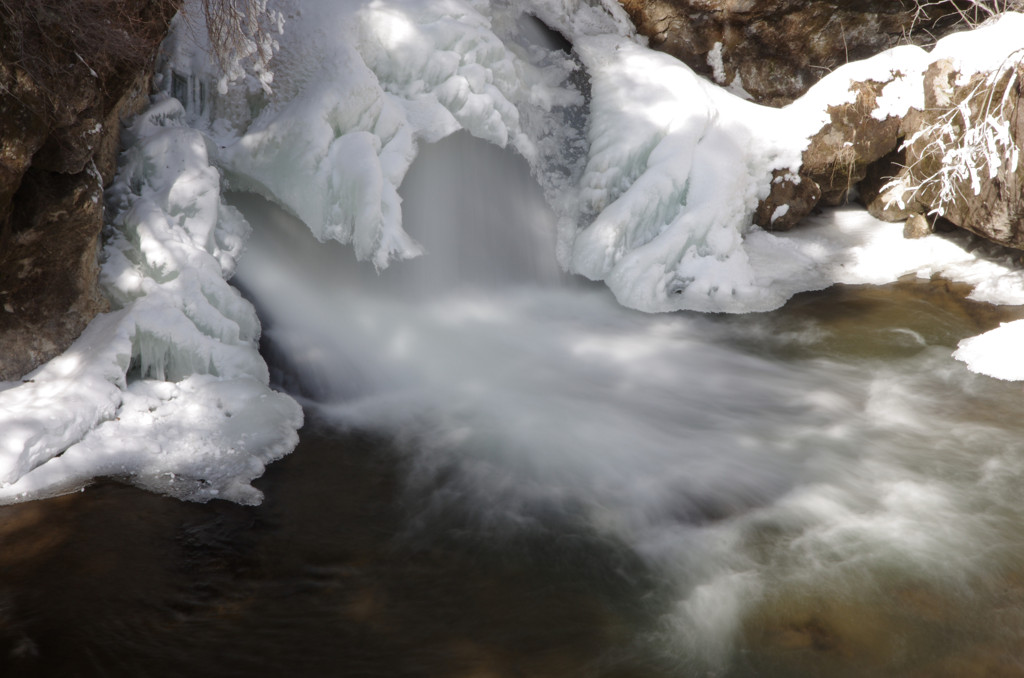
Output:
[883, 57, 1024, 248]
[755, 74, 906, 231]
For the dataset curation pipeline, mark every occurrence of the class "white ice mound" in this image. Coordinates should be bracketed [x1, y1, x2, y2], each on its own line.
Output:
[192, 0, 585, 271]
[955, 320, 1024, 381]
[567, 34, 820, 312]
[0, 98, 302, 505]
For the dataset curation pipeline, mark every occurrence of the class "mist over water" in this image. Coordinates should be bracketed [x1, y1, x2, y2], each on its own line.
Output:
[233, 132, 1024, 674]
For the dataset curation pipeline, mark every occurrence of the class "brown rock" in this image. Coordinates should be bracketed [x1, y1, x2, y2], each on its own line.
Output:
[885, 59, 1024, 249]
[803, 79, 904, 204]
[757, 41, 1024, 250]
[618, 0, 969, 106]
[859, 147, 915, 222]
[756, 74, 905, 228]
[0, 0, 180, 380]
[754, 168, 821, 231]
[903, 213, 931, 239]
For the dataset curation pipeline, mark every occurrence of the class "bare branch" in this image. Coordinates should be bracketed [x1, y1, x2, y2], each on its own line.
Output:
[198, 0, 284, 94]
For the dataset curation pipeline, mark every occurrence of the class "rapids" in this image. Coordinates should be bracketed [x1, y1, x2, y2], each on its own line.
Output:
[228, 131, 1024, 675]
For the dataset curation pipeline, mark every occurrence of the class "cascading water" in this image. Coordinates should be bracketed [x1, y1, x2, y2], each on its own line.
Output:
[5, 1, 1024, 674]
[234, 130, 1024, 675]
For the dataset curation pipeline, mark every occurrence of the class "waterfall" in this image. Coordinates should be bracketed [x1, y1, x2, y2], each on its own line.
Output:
[1, 1, 1024, 673]
[233, 130, 1024, 672]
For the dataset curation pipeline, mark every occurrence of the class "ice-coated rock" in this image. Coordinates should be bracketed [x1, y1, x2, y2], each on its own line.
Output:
[0, 96, 302, 505]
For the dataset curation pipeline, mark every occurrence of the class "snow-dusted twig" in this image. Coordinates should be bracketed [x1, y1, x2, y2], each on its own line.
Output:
[910, 0, 1021, 34]
[201, 0, 285, 94]
[884, 48, 1023, 218]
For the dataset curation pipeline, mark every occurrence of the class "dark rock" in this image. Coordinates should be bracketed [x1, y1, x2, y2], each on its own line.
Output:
[618, 0, 969, 106]
[0, 0, 180, 380]
[0, 169, 109, 380]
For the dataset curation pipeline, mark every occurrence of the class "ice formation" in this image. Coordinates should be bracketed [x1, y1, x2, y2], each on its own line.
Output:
[0, 98, 301, 505]
[2, 1, 1024, 505]
[182, 0, 1024, 321]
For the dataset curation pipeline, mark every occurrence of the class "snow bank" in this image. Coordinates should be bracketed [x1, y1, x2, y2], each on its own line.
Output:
[566, 15, 1024, 320]
[567, 34, 809, 312]
[0, 98, 302, 505]
[955, 320, 1024, 380]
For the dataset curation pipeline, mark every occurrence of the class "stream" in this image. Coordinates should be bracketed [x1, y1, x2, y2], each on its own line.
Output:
[2, 132, 1024, 677]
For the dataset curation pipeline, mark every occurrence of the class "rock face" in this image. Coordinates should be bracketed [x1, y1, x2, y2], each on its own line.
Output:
[0, 0, 180, 380]
[619, 0, 969, 106]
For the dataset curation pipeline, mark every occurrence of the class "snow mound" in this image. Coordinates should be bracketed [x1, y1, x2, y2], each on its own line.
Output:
[955, 320, 1024, 380]
[568, 34, 811, 312]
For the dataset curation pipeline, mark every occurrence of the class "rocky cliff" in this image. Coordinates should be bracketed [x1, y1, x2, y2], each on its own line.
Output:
[0, 0, 180, 380]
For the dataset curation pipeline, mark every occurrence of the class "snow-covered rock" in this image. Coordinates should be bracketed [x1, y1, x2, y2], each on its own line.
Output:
[0, 97, 302, 505]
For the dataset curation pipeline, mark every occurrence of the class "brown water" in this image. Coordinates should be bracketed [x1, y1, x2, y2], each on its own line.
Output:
[3, 280, 1024, 678]
[0, 425, 665, 678]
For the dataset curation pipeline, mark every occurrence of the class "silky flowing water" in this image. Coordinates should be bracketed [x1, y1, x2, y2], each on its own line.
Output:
[2, 132, 1024, 677]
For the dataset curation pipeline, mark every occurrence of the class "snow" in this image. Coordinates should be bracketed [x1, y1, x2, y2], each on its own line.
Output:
[2, 3, 1024, 505]
[770, 204, 789, 224]
[955, 320, 1024, 380]
[707, 41, 726, 83]
[930, 12, 1024, 83]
